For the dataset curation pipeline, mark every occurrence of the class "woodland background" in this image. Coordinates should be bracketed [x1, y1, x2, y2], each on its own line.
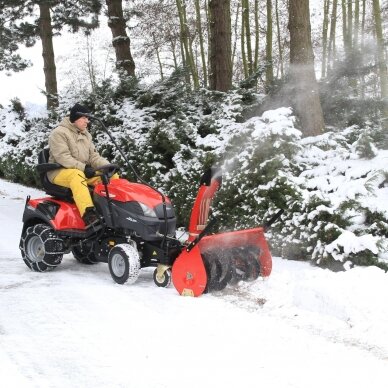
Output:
[0, 0, 387, 270]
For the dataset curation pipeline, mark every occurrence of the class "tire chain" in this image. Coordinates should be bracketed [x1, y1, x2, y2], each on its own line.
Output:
[20, 224, 64, 272]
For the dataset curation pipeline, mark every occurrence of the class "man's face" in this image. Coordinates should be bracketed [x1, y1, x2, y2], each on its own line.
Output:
[74, 116, 89, 132]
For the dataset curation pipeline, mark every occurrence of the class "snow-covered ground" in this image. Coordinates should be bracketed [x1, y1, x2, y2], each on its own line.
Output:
[1, 178, 388, 388]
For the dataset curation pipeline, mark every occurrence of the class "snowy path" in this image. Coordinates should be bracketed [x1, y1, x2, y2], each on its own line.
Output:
[1, 179, 387, 388]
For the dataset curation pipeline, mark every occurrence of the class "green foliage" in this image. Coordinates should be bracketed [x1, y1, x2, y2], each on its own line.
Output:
[0, 152, 39, 185]
[0, 24, 31, 72]
[0, 0, 101, 76]
[10, 98, 26, 120]
[0, 73, 387, 272]
[355, 131, 376, 159]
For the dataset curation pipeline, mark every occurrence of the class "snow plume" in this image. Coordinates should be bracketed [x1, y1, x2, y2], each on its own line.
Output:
[206, 107, 303, 231]
[243, 63, 321, 121]
[202, 106, 388, 269]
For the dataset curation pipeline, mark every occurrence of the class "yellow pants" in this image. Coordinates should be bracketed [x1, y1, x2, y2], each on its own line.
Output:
[53, 169, 119, 217]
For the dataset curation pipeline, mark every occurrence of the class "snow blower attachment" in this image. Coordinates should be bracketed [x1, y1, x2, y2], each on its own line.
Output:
[171, 168, 282, 297]
[20, 115, 280, 297]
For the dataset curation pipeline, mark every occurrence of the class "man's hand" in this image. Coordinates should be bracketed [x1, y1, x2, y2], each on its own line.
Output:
[84, 165, 95, 179]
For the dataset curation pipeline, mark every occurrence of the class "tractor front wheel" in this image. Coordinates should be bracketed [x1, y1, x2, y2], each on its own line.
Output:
[153, 267, 172, 288]
[108, 243, 140, 285]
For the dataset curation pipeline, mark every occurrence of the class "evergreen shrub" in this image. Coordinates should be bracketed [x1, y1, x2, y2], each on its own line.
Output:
[0, 72, 386, 271]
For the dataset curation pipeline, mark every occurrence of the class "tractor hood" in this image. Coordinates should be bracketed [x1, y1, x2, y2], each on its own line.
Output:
[93, 178, 171, 208]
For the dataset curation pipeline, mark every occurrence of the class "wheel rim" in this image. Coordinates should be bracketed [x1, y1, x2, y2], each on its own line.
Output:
[111, 253, 126, 277]
[26, 236, 45, 263]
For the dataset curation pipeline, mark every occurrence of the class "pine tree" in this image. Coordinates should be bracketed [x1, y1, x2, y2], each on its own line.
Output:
[0, 0, 101, 109]
[0, 19, 30, 73]
[321, 0, 330, 78]
[195, 0, 208, 87]
[209, 0, 232, 92]
[265, 0, 274, 91]
[288, 0, 325, 136]
[105, 0, 136, 77]
[176, 0, 199, 88]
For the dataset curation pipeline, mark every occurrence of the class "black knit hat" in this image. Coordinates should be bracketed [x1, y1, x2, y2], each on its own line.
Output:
[69, 103, 91, 123]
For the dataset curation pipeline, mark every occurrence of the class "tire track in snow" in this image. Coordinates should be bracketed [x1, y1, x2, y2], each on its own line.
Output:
[216, 282, 388, 362]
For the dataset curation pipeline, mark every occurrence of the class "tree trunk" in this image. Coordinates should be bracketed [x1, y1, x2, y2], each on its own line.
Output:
[361, 0, 366, 48]
[321, 0, 330, 78]
[86, 34, 97, 93]
[354, 0, 359, 49]
[288, 0, 325, 136]
[347, 0, 353, 51]
[341, 0, 348, 56]
[327, 0, 337, 75]
[241, 0, 248, 78]
[209, 0, 232, 92]
[152, 34, 164, 80]
[360, 0, 366, 98]
[254, 0, 260, 72]
[231, 1, 241, 74]
[275, 0, 283, 78]
[179, 36, 191, 84]
[243, 0, 253, 75]
[372, 0, 388, 134]
[106, 0, 135, 77]
[176, 0, 199, 88]
[266, 0, 274, 92]
[195, 0, 208, 87]
[205, 0, 211, 77]
[38, 3, 58, 110]
[170, 39, 179, 70]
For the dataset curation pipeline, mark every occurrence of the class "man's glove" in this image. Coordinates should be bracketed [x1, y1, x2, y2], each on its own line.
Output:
[84, 165, 95, 179]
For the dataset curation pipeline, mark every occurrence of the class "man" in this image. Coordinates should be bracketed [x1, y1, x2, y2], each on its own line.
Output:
[48, 103, 118, 227]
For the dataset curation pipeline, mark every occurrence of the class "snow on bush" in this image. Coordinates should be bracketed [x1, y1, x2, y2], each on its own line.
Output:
[0, 77, 386, 270]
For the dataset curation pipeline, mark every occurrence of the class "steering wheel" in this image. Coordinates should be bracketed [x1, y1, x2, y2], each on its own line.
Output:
[94, 164, 120, 178]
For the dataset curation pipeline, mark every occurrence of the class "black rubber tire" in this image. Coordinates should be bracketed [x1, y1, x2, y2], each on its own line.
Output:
[20, 224, 64, 272]
[72, 243, 98, 265]
[108, 244, 140, 285]
[153, 268, 172, 288]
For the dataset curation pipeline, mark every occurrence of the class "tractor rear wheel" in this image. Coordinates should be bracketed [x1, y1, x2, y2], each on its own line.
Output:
[108, 243, 140, 285]
[20, 224, 64, 272]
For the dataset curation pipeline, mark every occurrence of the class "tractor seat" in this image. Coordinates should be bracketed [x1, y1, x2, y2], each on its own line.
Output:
[36, 148, 73, 200]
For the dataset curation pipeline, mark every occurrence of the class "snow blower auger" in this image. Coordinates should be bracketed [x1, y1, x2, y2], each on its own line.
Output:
[171, 168, 284, 297]
[19, 114, 281, 297]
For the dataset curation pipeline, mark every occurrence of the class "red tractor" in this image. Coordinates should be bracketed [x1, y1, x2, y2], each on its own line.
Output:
[19, 115, 281, 296]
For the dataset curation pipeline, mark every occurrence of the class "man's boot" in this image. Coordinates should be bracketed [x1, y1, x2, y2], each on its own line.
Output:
[82, 207, 102, 230]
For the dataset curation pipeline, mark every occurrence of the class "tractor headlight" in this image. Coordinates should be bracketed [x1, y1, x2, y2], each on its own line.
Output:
[139, 203, 157, 218]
